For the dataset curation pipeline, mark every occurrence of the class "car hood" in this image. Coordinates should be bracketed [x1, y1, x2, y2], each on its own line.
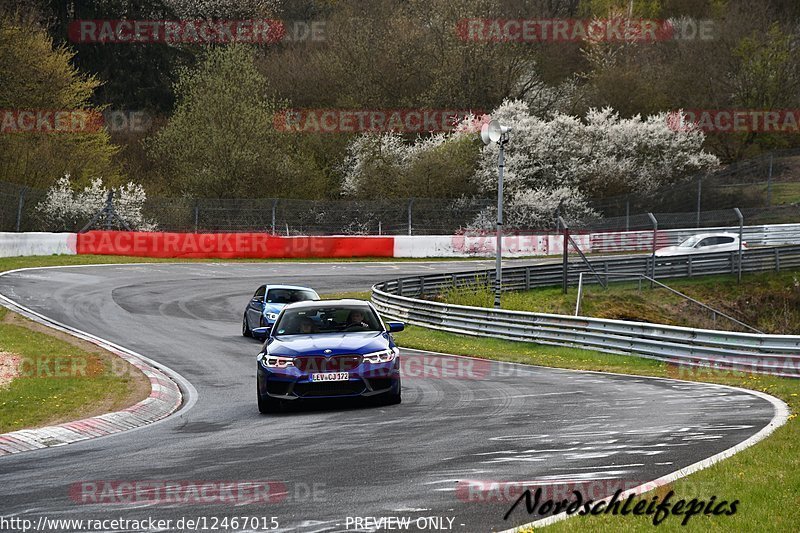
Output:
[263, 303, 285, 314]
[267, 331, 390, 356]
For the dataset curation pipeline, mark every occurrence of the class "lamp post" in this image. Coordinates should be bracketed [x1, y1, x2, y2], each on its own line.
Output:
[481, 120, 512, 309]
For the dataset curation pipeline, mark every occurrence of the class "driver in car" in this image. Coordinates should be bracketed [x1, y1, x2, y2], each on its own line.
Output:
[345, 310, 369, 329]
[299, 317, 317, 334]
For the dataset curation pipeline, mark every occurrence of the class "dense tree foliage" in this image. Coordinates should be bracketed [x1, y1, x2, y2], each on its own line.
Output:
[0, 16, 121, 188]
[2, 0, 799, 202]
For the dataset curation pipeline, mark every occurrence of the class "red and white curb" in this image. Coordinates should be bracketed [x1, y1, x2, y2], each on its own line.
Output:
[0, 267, 194, 457]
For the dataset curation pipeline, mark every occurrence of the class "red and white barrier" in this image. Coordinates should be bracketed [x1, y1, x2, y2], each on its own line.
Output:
[2, 224, 799, 259]
[0, 232, 76, 258]
[75, 231, 395, 258]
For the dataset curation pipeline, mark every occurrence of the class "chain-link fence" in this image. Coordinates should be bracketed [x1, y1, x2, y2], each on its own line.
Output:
[3, 149, 800, 235]
[585, 148, 800, 219]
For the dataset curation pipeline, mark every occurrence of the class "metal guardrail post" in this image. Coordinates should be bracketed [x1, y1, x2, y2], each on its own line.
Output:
[407, 198, 414, 236]
[734, 207, 744, 283]
[696, 176, 702, 228]
[648, 212, 658, 287]
[15, 187, 27, 232]
[271, 200, 278, 235]
[625, 198, 630, 232]
[767, 154, 773, 207]
[561, 220, 569, 294]
[575, 272, 584, 316]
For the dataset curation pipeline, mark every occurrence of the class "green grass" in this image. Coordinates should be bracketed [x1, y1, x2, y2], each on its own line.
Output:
[720, 182, 800, 207]
[769, 182, 800, 205]
[393, 325, 799, 532]
[437, 270, 800, 334]
[0, 318, 145, 432]
[319, 290, 372, 300]
[394, 325, 666, 375]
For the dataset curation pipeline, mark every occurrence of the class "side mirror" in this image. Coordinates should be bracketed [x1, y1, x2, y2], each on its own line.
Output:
[252, 326, 271, 340]
[387, 322, 405, 333]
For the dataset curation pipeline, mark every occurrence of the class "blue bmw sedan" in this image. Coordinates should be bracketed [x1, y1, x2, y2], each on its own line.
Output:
[242, 284, 319, 337]
[255, 299, 404, 413]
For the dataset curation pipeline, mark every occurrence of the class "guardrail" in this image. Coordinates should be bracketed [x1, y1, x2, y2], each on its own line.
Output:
[589, 222, 800, 253]
[371, 245, 800, 377]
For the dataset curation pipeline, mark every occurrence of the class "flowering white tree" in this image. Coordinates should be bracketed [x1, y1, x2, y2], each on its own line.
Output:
[340, 133, 448, 196]
[465, 100, 719, 228]
[36, 175, 156, 231]
[341, 99, 718, 230]
[475, 100, 718, 198]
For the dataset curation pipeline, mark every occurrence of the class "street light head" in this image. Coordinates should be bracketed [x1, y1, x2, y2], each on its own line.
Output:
[481, 120, 511, 145]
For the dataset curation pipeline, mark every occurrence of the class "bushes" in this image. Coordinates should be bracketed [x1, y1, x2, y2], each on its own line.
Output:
[35, 175, 156, 231]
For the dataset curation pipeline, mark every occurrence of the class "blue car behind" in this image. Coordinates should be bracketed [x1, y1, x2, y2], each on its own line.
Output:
[256, 299, 404, 413]
[242, 284, 319, 337]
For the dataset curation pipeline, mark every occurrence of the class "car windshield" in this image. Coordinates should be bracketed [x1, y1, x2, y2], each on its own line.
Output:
[678, 236, 703, 248]
[266, 288, 317, 304]
[273, 305, 382, 335]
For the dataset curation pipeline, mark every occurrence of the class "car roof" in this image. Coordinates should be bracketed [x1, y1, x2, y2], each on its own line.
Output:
[264, 285, 318, 292]
[685, 232, 739, 239]
[284, 298, 372, 309]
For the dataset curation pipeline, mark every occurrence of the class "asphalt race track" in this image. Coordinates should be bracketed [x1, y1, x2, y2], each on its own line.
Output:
[0, 262, 781, 532]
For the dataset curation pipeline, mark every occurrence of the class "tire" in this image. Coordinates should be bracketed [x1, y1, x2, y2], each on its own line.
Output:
[376, 381, 401, 406]
[258, 391, 281, 414]
[242, 313, 252, 337]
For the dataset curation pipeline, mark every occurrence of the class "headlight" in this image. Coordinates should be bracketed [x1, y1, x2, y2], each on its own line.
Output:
[362, 347, 399, 364]
[263, 355, 295, 368]
[264, 313, 279, 320]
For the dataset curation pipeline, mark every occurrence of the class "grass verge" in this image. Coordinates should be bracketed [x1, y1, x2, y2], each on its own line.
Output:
[437, 270, 800, 334]
[0, 256, 161, 433]
[0, 310, 150, 433]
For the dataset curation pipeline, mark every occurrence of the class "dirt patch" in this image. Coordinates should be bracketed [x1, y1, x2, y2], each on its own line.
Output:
[0, 351, 21, 388]
[0, 311, 152, 427]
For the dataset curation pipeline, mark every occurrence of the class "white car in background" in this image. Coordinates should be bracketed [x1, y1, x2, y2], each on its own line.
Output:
[655, 232, 746, 257]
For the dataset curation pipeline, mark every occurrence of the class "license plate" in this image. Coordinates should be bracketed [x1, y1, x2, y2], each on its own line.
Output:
[310, 372, 349, 382]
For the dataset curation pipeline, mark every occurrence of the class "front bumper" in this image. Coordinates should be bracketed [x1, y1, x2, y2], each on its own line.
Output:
[257, 358, 400, 400]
